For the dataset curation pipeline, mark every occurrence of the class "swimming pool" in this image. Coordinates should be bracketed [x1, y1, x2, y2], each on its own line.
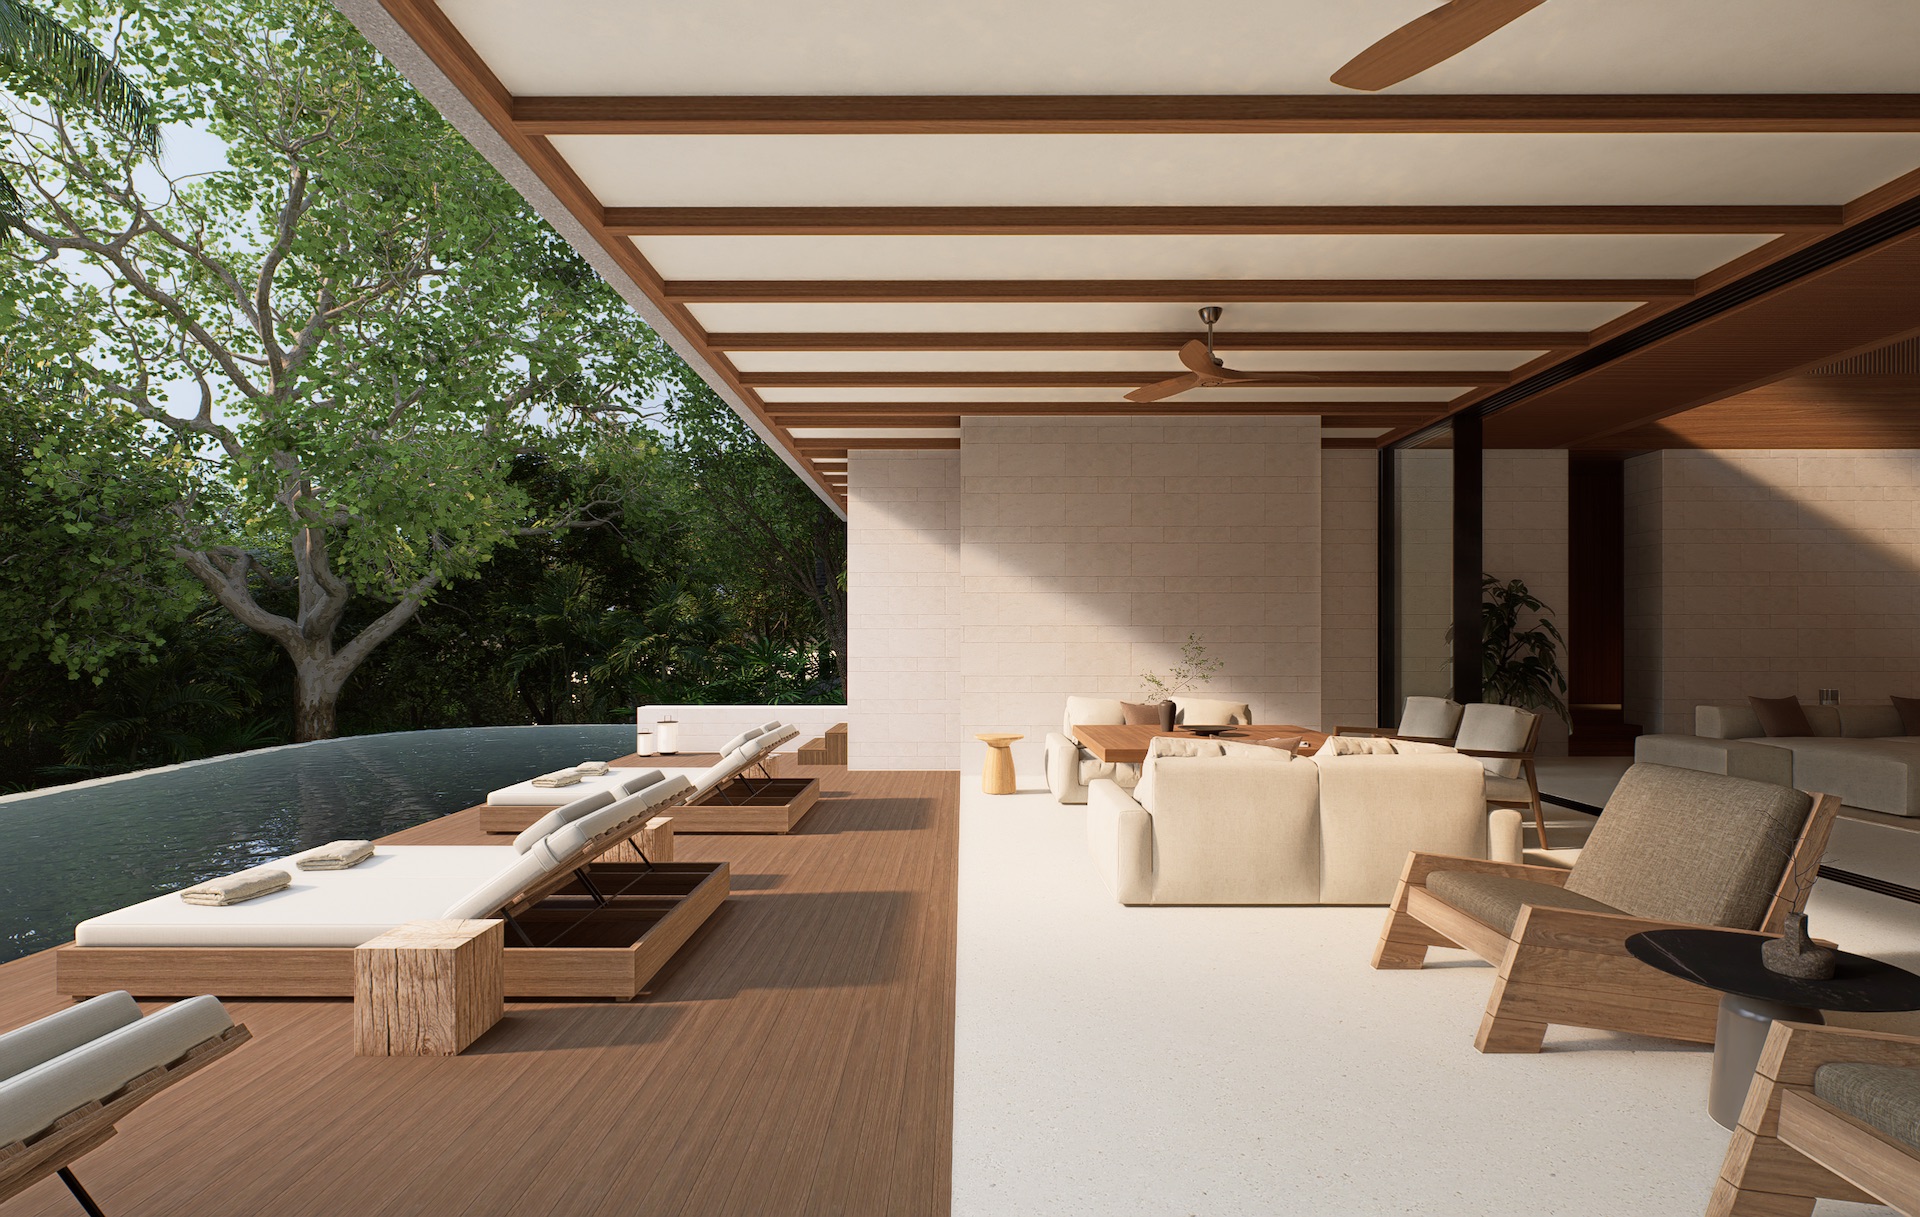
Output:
[0, 725, 634, 962]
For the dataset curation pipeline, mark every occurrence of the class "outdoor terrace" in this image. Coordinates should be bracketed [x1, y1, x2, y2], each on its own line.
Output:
[0, 766, 954, 1217]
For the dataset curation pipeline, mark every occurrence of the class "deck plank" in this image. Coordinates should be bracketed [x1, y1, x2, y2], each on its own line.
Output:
[0, 766, 957, 1217]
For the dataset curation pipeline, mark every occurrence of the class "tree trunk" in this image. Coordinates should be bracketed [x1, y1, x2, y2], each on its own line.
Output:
[292, 652, 346, 742]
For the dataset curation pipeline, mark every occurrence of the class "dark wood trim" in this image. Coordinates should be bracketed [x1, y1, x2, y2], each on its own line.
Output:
[512, 93, 1920, 135]
[1451, 412, 1484, 706]
[607, 204, 1835, 236]
[744, 370, 1507, 388]
[667, 279, 1691, 303]
[711, 330, 1587, 351]
[1322, 436, 1385, 448]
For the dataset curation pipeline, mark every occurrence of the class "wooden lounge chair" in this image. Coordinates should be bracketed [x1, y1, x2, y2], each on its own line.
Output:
[1371, 762, 1838, 1053]
[1708, 1021, 1920, 1216]
[0, 992, 249, 1215]
[1333, 694, 1464, 746]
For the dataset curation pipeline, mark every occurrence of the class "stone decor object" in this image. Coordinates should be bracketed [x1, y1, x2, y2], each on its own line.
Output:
[1763, 913, 1838, 980]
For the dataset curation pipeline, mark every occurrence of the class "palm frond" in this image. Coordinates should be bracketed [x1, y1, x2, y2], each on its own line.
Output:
[0, 0, 159, 154]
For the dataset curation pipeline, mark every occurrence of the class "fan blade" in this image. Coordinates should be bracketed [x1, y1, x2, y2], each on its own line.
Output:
[1177, 338, 1220, 377]
[1210, 367, 1321, 385]
[1331, 0, 1547, 92]
[1125, 372, 1205, 403]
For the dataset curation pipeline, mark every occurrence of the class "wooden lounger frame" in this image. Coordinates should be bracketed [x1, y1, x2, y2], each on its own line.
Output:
[0, 1022, 251, 1211]
[1370, 790, 1839, 1053]
[55, 812, 729, 1002]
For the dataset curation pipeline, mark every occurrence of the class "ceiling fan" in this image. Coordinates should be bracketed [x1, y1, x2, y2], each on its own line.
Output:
[1331, 0, 1547, 92]
[1125, 308, 1321, 404]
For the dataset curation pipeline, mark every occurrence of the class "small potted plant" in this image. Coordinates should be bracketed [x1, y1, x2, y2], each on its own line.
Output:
[1141, 632, 1224, 730]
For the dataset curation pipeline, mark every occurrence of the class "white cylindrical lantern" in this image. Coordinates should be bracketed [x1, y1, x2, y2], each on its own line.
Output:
[656, 719, 680, 755]
[635, 729, 655, 756]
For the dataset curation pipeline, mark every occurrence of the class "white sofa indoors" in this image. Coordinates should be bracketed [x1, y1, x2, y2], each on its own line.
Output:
[1085, 739, 1522, 905]
[1044, 694, 1253, 805]
[1636, 702, 1920, 817]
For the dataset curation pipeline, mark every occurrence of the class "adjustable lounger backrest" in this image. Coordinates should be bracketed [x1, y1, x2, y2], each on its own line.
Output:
[615, 768, 665, 796]
[716, 726, 766, 757]
[748, 725, 799, 759]
[689, 747, 754, 801]
[0, 991, 141, 1084]
[512, 788, 617, 853]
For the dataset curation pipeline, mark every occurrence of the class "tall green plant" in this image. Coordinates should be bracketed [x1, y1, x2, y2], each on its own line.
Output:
[1476, 574, 1568, 724]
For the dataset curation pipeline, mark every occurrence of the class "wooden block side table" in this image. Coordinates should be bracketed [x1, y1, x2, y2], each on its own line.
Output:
[355, 919, 505, 1056]
[975, 734, 1023, 795]
[601, 814, 675, 865]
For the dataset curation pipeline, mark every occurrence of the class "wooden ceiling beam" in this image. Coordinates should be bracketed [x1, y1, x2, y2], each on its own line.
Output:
[514, 94, 1920, 135]
[709, 330, 1585, 351]
[669, 279, 1685, 303]
[747, 370, 1505, 388]
[608, 204, 1835, 236]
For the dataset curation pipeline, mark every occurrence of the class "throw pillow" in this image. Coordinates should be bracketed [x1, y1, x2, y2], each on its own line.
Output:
[1388, 739, 1457, 755]
[1218, 739, 1296, 761]
[1120, 700, 1160, 726]
[1748, 695, 1813, 738]
[1893, 695, 1920, 736]
[1133, 736, 1226, 810]
[1316, 735, 1398, 758]
[1236, 736, 1304, 755]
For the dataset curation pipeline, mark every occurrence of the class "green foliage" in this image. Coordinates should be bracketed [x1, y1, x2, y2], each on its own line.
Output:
[1476, 574, 1568, 724]
[1141, 632, 1223, 703]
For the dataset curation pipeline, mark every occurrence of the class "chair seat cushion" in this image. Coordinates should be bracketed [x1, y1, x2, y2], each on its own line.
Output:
[1814, 1063, 1920, 1150]
[1426, 871, 1624, 936]
[1484, 774, 1534, 804]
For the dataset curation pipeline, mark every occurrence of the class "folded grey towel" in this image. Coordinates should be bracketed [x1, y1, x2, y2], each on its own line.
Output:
[181, 868, 291, 906]
[296, 840, 374, 871]
[531, 769, 584, 788]
[576, 760, 611, 775]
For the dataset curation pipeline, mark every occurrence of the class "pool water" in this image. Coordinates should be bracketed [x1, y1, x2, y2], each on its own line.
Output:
[0, 725, 634, 962]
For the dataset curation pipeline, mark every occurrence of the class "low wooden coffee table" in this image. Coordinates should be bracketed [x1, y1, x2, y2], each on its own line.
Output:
[1071, 723, 1326, 764]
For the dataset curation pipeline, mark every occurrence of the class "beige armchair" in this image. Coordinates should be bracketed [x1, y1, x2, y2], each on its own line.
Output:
[1335, 695, 1464, 745]
[1044, 695, 1142, 805]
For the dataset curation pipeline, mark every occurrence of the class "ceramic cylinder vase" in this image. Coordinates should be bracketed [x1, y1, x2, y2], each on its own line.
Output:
[656, 719, 680, 755]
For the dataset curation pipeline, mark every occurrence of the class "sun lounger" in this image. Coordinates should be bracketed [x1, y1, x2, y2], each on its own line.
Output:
[0, 991, 249, 1214]
[58, 773, 726, 1001]
[673, 725, 822, 833]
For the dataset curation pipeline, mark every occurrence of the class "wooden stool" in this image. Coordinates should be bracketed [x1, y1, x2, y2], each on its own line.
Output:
[355, 919, 504, 1056]
[975, 733, 1023, 795]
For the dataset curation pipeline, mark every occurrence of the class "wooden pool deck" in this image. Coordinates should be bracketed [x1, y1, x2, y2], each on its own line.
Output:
[0, 767, 957, 1217]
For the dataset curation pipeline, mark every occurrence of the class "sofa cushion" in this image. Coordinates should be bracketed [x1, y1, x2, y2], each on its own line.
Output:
[1841, 704, 1904, 738]
[1080, 757, 1142, 789]
[1172, 696, 1250, 726]
[1698, 704, 1766, 740]
[1484, 774, 1533, 803]
[1814, 1063, 1920, 1150]
[1426, 871, 1624, 936]
[1750, 695, 1814, 738]
[1062, 696, 1127, 736]
[1120, 700, 1159, 725]
[1317, 735, 1397, 757]
[1777, 738, 1920, 817]
[1217, 739, 1295, 762]
[1565, 763, 1811, 929]
[1894, 696, 1920, 737]
[1635, 733, 1798, 788]
[1133, 737, 1222, 809]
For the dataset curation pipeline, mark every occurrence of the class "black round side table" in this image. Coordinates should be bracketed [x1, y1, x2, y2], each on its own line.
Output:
[1626, 928, 1920, 1129]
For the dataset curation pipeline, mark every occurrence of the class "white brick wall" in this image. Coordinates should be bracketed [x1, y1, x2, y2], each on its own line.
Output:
[957, 416, 1322, 771]
[1484, 450, 1570, 755]
[846, 450, 963, 769]
[1321, 450, 1378, 731]
[1624, 450, 1920, 734]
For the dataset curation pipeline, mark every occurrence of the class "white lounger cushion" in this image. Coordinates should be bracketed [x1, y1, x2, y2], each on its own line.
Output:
[486, 769, 631, 806]
[758, 719, 784, 735]
[76, 846, 520, 949]
[440, 848, 560, 921]
[512, 788, 616, 853]
[542, 775, 694, 860]
[0, 990, 141, 1083]
[716, 727, 765, 757]
[615, 768, 665, 796]
[0, 994, 232, 1146]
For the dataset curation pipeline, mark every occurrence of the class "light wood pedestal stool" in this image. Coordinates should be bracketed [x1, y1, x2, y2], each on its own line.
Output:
[355, 919, 504, 1056]
[975, 733, 1023, 795]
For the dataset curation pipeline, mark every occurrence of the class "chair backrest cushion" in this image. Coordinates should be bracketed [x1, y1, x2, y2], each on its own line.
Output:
[1062, 696, 1127, 736]
[1171, 696, 1251, 726]
[1398, 696, 1464, 740]
[0, 990, 142, 1083]
[512, 788, 617, 853]
[1454, 703, 1537, 779]
[1565, 763, 1812, 929]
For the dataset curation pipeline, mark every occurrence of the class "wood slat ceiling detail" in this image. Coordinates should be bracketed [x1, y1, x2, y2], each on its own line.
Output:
[355, 0, 1920, 506]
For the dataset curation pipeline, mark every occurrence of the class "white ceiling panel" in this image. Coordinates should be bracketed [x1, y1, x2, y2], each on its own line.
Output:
[755, 386, 1461, 403]
[687, 301, 1642, 333]
[636, 233, 1775, 282]
[727, 349, 1541, 373]
[443, 0, 1920, 96]
[788, 428, 963, 439]
[562, 133, 1920, 208]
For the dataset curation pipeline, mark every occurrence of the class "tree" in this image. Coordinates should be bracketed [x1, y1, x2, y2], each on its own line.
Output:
[0, 0, 157, 227]
[658, 370, 849, 692]
[3, 0, 678, 739]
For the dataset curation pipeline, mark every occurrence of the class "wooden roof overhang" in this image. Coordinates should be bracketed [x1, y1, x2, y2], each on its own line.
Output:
[335, 0, 1920, 508]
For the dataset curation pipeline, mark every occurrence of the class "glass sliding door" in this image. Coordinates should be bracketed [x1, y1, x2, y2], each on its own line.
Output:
[1392, 440, 1454, 706]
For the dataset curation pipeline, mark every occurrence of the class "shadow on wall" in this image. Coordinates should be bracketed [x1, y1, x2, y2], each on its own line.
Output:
[1624, 449, 1920, 734]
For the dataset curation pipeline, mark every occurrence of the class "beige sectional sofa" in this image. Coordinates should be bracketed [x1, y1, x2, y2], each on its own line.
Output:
[1636, 702, 1920, 817]
[1085, 743, 1522, 905]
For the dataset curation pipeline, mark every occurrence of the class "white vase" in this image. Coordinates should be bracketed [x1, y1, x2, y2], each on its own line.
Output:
[635, 729, 655, 756]
[656, 720, 680, 755]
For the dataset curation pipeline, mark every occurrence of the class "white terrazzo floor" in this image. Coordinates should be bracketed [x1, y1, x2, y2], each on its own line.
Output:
[953, 772, 1918, 1217]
